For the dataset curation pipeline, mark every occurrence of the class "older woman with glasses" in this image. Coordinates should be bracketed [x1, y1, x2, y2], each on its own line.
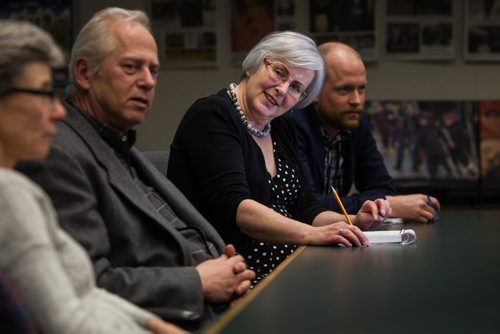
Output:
[0, 20, 185, 334]
[167, 31, 391, 285]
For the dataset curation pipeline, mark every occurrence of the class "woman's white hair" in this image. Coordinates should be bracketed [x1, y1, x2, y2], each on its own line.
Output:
[241, 31, 325, 109]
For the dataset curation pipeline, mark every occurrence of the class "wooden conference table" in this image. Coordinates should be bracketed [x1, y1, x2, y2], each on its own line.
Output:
[208, 210, 500, 334]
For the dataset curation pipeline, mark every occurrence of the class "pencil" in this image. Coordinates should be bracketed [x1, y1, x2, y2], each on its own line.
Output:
[331, 186, 353, 225]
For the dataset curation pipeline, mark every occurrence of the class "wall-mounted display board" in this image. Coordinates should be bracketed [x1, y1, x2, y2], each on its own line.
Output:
[384, 0, 455, 60]
[151, 0, 218, 68]
[464, 0, 500, 61]
[231, 0, 299, 66]
[366, 99, 500, 203]
[309, 0, 377, 62]
[366, 100, 478, 182]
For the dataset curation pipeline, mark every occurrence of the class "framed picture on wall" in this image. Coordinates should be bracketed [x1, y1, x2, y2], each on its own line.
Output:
[309, 0, 377, 62]
[0, 0, 72, 86]
[150, 0, 218, 68]
[231, 0, 299, 66]
[384, 0, 455, 60]
[365, 100, 479, 192]
[464, 0, 500, 61]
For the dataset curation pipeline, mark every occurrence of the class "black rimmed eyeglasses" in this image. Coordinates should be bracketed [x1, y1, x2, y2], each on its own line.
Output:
[3, 87, 59, 104]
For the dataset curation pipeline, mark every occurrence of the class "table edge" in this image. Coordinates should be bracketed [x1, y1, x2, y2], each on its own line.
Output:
[205, 245, 307, 333]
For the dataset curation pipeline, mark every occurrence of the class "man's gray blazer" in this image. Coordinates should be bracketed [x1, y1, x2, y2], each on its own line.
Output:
[17, 100, 225, 330]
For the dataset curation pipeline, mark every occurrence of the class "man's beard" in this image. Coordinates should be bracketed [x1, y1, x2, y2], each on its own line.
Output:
[318, 106, 364, 131]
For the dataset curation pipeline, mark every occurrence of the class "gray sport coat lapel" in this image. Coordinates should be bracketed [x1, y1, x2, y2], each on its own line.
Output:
[63, 109, 167, 222]
[63, 105, 224, 254]
[131, 150, 225, 250]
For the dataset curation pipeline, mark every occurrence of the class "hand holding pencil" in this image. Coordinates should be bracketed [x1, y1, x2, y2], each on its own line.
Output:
[331, 186, 392, 230]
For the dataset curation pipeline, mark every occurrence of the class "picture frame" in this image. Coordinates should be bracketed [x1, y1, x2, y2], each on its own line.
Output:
[309, 0, 377, 62]
[464, 0, 500, 62]
[384, 0, 455, 60]
[365, 100, 480, 192]
[150, 0, 218, 68]
[231, 0, 299, 66]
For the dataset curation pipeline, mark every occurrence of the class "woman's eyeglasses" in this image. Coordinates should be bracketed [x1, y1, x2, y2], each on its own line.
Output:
[263, 59, 308, 101]
[3, 87, 59, 106]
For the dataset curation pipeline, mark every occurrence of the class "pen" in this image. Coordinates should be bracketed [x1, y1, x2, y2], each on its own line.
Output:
[426, 195, 440, 222]
[331, 186, 353, 225]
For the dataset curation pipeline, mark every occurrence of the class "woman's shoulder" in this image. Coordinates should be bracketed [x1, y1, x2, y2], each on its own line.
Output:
[189, 89, 233, 111]
[0, 169, 51, 261]
[0, 169, 38, 194]
[0, 169, 48, 215]
[181, 89, 239, 125]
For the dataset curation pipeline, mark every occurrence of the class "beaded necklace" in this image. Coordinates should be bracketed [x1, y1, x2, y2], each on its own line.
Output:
[228, 83, 271, 138]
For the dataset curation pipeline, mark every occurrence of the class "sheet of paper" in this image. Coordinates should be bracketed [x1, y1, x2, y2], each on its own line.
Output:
[383, 217, 404, 225]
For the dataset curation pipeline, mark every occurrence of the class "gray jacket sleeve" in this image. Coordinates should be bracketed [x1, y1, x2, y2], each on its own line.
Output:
[17, 142, 209, 325]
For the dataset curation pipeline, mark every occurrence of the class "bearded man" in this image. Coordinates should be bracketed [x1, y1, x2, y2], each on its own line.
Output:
[290, 42, 440, 223]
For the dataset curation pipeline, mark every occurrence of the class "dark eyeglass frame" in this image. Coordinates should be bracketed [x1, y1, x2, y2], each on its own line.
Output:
[3, 87, 58, 100]
[263, 58, 308, 101]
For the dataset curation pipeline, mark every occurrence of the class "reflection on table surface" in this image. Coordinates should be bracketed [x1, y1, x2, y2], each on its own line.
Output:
[208, 210, 500, 334]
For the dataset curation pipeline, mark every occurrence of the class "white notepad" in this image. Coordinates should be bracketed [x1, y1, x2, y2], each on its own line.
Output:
[364, 229, 417, 245]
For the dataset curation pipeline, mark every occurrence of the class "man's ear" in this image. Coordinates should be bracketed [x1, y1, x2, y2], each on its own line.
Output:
[74, 58, 92, 90]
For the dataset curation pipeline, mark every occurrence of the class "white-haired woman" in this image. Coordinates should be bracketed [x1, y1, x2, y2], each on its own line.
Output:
[167, 31, 391, 285]
[0, 20, 185, 334]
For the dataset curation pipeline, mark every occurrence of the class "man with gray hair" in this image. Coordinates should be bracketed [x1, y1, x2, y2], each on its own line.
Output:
[18, 7, 254, 331]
